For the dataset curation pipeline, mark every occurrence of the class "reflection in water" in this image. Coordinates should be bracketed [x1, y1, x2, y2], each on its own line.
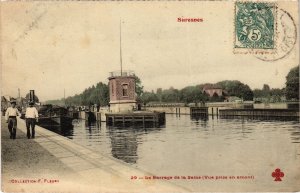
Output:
[84, 121, 101, 142]
[40, 123, 74, 136]
[239, 118, 252, 139]
[85, 120, 101, 129]
[108, 127, 138, 164]
[217, 116, 300, 143]
[40, 114, 300, 177]
[288, 125, 300, 143]
[190, 114, 208, 121]
[190, 115, 208, 128]
[108, 125, 163, 164]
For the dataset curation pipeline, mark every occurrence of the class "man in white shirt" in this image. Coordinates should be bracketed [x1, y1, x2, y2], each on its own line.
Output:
[5, 100, 21, 139]
[25, 101, 39, 139]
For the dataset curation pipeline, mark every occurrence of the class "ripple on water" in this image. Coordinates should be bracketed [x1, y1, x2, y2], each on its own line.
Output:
[42, 114, 300, 171]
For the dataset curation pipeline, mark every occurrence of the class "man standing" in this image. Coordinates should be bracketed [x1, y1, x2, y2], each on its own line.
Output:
[25, 101, 39, 139]
[5, 100, 20, 139]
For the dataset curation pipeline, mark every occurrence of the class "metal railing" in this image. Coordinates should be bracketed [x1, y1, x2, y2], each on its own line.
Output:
[109, 70, 135, 77]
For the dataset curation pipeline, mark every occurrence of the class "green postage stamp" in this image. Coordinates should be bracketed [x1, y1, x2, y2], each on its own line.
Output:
[235, 2, 276, 49]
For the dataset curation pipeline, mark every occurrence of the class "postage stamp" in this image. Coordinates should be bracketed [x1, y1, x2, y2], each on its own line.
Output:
[234, 2, 276, 50]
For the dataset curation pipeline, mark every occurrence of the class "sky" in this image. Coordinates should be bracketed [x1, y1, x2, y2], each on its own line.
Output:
[1, 1, 299, 101]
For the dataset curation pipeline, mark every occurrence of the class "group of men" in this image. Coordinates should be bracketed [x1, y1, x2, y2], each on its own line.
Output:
[4, 100, 39, 139]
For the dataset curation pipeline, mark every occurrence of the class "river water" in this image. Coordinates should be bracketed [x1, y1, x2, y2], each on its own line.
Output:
[45, 114, 300, 191]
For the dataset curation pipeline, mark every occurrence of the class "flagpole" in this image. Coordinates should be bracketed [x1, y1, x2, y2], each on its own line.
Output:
[120, 19, 123, 76]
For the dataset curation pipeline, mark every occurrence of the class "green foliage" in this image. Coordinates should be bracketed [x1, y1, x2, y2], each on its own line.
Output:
[45, 75, 143, 106]
[180, 86, 208, 104]
[141, 91, 159, 104]
[216, 80, 254, 100]
[161, 87, 180, 102]
[75, 82, 109, 106]
[140, 86, 209, 104]
[140, 80, 256, 104]
[285, 65, 299, 100]
[45, 82, 109, 106]
[253, 89, 264, 98]
[209, 93, 225, 102]
[253, 85, 285, 102]
[45, 99, 64, 106]
[263, 84, 270, 92]
[45, 70, 298, 106]
[135, 76, 144, 97]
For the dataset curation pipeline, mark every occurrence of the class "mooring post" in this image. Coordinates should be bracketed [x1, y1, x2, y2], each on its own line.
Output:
[142, 116, 145, 127]
[153, 116, 155, 127]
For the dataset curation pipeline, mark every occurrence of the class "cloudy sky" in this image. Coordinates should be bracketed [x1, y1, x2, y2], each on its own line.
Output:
[1, 1, 298, 101]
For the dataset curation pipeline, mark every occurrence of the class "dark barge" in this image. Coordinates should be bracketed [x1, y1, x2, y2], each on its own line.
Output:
[37, 105, 74, 126]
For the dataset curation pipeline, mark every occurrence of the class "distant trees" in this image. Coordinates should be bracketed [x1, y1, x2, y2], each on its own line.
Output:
[156, 88, 163, 102]
[285, 65, 299, 100]
[46, 76, 141, 106]
[141, 91, 159, 104]
[140, 80, 257, 104]
[135, 76, 144, 98]
[140, 86, 208, 104]
[140, 85, 209, 104]
[216, 80, 253, 100]
[46, 66, 299, 107]
[253, 84, 285, 102]
[60, 82, 109, 106]
[210, 92, 224, 102]
[263, 84, 270, 92]
[161, 87, 180, 102]
[270, 88, 285, 102]
[251, 66, 299, 102]
[180, 86, 208, 104]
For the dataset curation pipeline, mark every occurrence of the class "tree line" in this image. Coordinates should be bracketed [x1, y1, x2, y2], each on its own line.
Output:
[253, 65, 299, 102]
[141, 80, 254, 104]
[46, 82, 109, 106]
[45, 65, 299, 106]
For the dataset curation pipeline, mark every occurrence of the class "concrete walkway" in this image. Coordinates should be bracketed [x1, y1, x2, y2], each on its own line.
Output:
[1, 116, 190, 193]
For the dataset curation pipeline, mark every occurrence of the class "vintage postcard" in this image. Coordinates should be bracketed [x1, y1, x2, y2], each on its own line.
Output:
[1, 1, 299, 192]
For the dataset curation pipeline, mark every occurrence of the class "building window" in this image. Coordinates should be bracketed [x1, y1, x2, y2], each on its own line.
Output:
[111, 83, 114, 95]
[122, 84, 128, 96]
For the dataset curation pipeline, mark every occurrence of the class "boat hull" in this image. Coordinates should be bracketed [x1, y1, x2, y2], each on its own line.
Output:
[37, 116, 73, 126]
[51, 116, 73, 126]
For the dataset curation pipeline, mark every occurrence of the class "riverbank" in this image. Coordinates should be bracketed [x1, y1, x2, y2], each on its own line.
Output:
[1, 116, 189, 192]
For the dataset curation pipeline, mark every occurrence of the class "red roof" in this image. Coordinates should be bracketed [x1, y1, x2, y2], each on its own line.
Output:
[202, 84, 222, 90]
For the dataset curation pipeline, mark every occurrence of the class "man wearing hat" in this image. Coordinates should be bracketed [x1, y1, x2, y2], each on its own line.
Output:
[5, 100, 21, 139]
[25, 101, 39, 139]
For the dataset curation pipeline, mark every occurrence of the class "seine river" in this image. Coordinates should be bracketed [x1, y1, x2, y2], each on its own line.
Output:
[46, 114, 300, 191]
